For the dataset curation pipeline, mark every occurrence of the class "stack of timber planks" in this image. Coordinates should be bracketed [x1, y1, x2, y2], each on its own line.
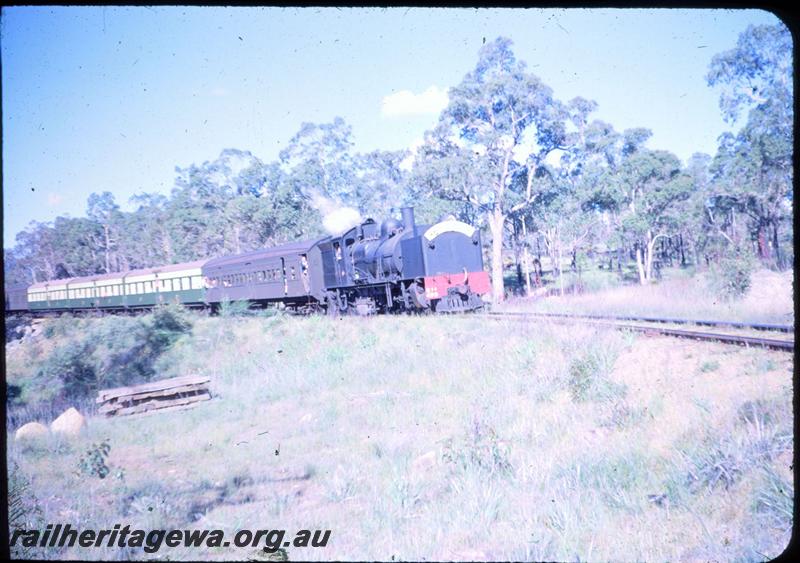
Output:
[97, 375, 212, 417]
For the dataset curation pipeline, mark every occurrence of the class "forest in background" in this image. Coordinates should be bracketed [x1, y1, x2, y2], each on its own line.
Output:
[5, 24, 792, 301]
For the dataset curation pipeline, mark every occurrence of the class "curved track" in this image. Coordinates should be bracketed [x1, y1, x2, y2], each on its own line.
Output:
[486, 311, 795, 352]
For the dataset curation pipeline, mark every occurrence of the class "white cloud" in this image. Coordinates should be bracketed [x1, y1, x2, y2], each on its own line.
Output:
[209, 86, 229, 97]
[46, 192, 64, 207]
[381, 86, 448, 117]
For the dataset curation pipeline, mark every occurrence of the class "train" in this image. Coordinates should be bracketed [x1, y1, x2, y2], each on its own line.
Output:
[4, 207, 491, 316]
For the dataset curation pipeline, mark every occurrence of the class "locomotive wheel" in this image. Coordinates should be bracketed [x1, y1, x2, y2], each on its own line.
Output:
[409, 281, 430, 310]
[325, 293, 341, 317]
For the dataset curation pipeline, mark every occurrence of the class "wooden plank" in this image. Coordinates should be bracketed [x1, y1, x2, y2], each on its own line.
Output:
[97, 383, 210, 407]
[96, 375, 210, 402]
[97, 374, 209, 401]
[98, 388, 211, 414]
[104, 392, 211, 416]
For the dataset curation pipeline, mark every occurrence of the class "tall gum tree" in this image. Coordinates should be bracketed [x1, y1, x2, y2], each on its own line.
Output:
[434, 37, 566, 302]
[617, 149, 693, 283]
[706, 23, 793, 268]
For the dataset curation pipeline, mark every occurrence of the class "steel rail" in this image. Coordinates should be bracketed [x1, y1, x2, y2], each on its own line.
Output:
[490, 311, 793, 333]
[485, 312, 795, 352]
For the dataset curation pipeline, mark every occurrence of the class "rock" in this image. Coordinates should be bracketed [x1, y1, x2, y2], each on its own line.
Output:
[50, 407, 86, 437]
[15, 422, 49, 442]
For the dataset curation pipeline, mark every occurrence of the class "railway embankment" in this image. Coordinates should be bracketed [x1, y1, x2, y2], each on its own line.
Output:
[7, 305, 793, 560]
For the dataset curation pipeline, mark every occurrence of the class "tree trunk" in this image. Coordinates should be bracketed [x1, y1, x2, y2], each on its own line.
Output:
[488, 208, 505, 303]
[635, 244, 646, 285]
[557, 243, 564, 297]
[772, 221, 783, 270]
[679, 233, 686, 266]
[521, 220, 531, 297]
[756, 223, 770, 260]
[104, 224, 112, 273]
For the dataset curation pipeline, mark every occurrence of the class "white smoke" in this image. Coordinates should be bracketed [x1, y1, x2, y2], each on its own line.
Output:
[311, 194, 363, 235]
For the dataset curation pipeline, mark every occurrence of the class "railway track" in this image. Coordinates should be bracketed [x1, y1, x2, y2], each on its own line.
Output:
[485, 311, 795, 352]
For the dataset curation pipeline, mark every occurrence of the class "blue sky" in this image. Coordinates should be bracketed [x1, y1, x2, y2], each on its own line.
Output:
[1, 7, 784, 244]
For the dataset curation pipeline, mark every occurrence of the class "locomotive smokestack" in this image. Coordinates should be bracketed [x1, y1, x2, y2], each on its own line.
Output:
[401, 207, 416, 236]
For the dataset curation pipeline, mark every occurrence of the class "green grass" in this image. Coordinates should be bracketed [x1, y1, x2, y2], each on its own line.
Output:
[6, 312, 794, 561]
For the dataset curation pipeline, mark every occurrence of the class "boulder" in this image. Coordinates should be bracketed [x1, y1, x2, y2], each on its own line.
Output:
[15, 422, 49, 442]
[50, 407, 86, 437]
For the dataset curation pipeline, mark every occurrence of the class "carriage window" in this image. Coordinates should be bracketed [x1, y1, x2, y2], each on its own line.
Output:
[290, 266, 296, 280]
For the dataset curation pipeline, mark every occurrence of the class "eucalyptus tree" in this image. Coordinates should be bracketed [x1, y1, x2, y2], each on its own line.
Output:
[86, 191, 122, 273]
[280, 117, 358, 207]
[430, 37, 567, 301]
[616, 148, 693, 283]
[127, 193, 174, 267]
[353, 149, 410, 219]
[706, 23, 793, 268]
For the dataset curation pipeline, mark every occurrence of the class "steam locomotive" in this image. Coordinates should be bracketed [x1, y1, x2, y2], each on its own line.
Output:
[5, 207, 491, 315]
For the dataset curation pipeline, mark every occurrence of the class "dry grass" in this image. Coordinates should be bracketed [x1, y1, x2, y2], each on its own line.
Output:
[502, 268, 794, 325]
[6, 310, 794, 561]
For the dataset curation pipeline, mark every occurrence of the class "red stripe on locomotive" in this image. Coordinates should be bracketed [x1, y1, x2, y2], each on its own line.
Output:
[423, 270, 491, 300]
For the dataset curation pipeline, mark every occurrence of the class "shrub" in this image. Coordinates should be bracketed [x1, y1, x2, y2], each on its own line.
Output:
[5, 315, 31, 342]
[219, 298, 258, 317]
[18, 306, 194, 409]
[76, 439, 112, 479]
[709, 248, 756, 300]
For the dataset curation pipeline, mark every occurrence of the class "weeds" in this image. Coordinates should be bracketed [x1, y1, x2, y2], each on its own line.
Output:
[699, 360, 720, 373]
[567, 350, 625, 402]
[752, 466, 793, 532]
[9, 461, 45, 559]
[678, 400, 791, 494]
[76, 439, 112, 479]
[442, 416, 513, 478]
[600, 400, 648, 430]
